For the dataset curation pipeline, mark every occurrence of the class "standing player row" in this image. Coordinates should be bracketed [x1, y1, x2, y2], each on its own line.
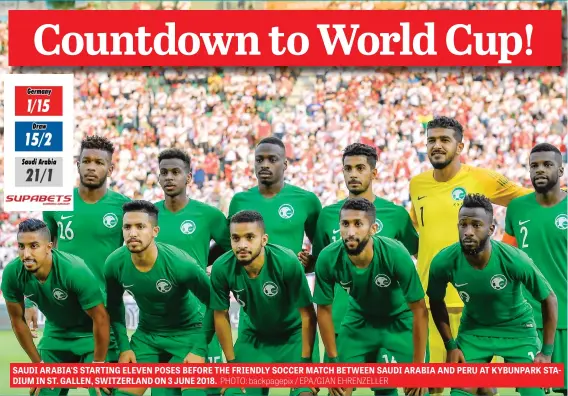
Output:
[1, 115, 566, 396]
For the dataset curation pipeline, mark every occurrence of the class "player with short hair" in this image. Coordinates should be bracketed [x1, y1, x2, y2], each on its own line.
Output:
[155, 148, 230, 387]
[314, 198, 428, 396]
[228, 136, 322, 362]
[1, 219, 110, 396]
[503, 143, 567, 396]
[43, 135, 130, 362]
[428, 194, 558, 396]
[228, 136, 322, 271]
[312, 143, 418, 355]
[409, 116, 531, 395]
[104, 200, 212, 396]
[210, 210, 317, 396]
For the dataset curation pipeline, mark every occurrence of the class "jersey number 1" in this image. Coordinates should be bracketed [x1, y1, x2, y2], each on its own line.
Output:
[419, 206, 425, 227]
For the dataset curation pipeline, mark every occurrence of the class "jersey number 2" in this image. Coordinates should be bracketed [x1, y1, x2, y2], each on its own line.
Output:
[520, 226, 529, 248]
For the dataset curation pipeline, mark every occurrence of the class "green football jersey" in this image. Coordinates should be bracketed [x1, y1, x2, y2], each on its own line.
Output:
[505, 193, 567, 329]
[154, 199, 231, 268]
[312, 196, 419, 330]
[228, 184, 322, 254]
[104, 242, 211, 352]
[210, 244, 314, 338]
[427, 240, 552, 338]
[43, 188, 131, 286]
[313, 236, 424, 325]
[1, 250, 104, 340]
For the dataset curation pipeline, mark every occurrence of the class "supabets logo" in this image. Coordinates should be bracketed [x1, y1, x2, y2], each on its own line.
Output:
[5, 195, 72, 204]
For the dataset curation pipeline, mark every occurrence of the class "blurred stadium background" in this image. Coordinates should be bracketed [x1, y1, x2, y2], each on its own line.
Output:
[0, 0, 566, 395]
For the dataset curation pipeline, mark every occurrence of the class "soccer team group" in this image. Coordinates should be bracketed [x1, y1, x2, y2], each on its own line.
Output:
[1, 116, 566, 396]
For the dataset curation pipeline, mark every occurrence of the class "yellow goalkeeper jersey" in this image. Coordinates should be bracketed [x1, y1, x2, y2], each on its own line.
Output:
[409, 164, 531, 308]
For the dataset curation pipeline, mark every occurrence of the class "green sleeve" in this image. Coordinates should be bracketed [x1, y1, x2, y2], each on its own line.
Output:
[209, 261, 230, 311]
[504, 206, 515, 236]
[313, 250, 336, 306]
[388, 240, 424, 303]
[311, 211, 329, 258]
[211, 208, 232, 252]
[179, 253, 212, 306]
[305, 193, 322, 244]
[512, 252, 552, 302]
[397, 208, 419, 256]
[103, 255, 130, 353]
[42, 211, 58, 241]
[228, 194, 241, 220]
[426, 251, 451, 302]
[66, 261, 104, 311]
[285, 256, 313, 309]
[0, 262, 23, 303]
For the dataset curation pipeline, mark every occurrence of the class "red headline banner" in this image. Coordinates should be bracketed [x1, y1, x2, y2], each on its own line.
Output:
[10, 363, 565, 388]
[8, 10, 562, 67]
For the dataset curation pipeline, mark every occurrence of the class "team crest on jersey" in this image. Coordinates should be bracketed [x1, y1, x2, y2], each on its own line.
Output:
[52, 288, 68, 301]
[263, 281, 279, 297]
[180, 220, 197, 235]
[490, 274, 507, 290]
[459, 291, 470, 303]
[375, 218, 383, 233]
[374, 274, 391, 288]
[451, 187, 467, 201]
[103, 213, 119, 229]
[278, 204, 294, 219]
[555, 214, 568, 230]
[156, 279, 173, 293]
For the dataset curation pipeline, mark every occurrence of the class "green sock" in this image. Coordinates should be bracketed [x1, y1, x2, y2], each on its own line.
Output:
[373, 389, 398, 396]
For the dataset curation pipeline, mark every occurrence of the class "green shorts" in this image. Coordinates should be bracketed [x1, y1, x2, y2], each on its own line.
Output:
[131, 328, 207, 363]
[39, 336, 114, 396]
[225, 330, 311, 396]
[337, 315, 428, 364]
[538, 328, 567, 392]
[457, 333, 544, 396]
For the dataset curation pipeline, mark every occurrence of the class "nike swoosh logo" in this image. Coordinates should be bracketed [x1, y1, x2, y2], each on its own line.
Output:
[455, 283, 468, 287]
[332, 229, 340, 234]
[417, 196, 426, 200]
[24, 294, 34, 298]
[122, 284, 134, 288]
[339, 281, 352, 286]
[519, 220, 531, 225]
[233, 289, 244, 293]
[60, 215, 74, 220]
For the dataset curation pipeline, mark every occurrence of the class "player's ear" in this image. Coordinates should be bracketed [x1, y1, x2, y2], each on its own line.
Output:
[488, 223, 496, 237]
[261, 233, 268, 246]
[153, 226, 160, 238]
[558, 164, 564, 178]
[283, 159, 288, 171]
[186, 172, 193, 186]
[370, 220, 378, 235]
[107, 164, 114, 178]
[456, 141, 465, 155]
[371, 167, 378, 179]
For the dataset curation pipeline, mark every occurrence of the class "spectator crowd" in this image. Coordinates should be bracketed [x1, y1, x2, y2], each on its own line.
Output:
[0, 1, 566, 268]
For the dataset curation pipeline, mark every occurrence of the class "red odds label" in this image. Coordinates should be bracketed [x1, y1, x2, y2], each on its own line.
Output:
[15, 86, 63, 116]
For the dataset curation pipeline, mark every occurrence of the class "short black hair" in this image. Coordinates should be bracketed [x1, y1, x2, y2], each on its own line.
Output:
[340, 198, 377, 223]
[257, 136, 285, 151]
[230, 210, 265, 231]
[158, 148, 192, 172]
[80, 135, 114, 159]
[530, 143, 562, 163]
[343, 143, 378, 169]
[17, 219, 51, 241]
[460, 193, 493, 222]
[123, 200, 159, 225]
[427, 116, 464, 142]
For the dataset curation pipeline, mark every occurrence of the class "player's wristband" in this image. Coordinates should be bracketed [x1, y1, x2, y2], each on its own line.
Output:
[328, 357, 340, 363]
[444, 339, 458, 351]
[541, 344, 554, 356]
[300, 357, 312, 363]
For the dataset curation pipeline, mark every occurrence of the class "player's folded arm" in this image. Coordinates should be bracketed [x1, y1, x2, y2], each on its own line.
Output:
[103, 256, 131, 352]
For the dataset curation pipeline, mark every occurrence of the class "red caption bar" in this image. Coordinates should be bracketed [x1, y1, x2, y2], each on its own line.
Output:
[8, 10, 562, 67]
[14, 86, 63, 116]
[10, 363, 565, 388]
